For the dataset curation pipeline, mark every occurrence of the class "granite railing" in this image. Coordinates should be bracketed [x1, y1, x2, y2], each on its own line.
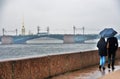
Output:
[0, 48, 120, 79]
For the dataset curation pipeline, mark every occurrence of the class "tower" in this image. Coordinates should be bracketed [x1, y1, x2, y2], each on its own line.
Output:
[21, 16, 25, 35]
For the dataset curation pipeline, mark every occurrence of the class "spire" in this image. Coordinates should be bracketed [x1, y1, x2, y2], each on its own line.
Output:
[22, 15, 24, 28]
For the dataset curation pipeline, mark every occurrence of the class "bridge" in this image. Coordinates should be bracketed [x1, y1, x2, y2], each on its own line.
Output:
[0, 34, 99, 44]
[0, 25, 101, 44]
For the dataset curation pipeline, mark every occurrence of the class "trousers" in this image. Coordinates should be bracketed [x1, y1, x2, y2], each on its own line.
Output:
[100, 56, 106, 67]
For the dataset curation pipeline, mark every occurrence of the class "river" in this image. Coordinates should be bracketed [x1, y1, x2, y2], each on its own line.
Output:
[0, 43, 97, 61]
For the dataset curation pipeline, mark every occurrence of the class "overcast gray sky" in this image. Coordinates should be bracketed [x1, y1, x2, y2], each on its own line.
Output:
[0, 0, 120, 35]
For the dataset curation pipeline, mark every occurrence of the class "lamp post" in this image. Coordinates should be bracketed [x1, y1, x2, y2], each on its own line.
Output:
[73, 25, 76, 35]
[37, 26, 40, 34]
[2, 28, 5, 36]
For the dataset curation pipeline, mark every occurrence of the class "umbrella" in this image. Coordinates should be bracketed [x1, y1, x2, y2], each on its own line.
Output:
[99, 28, 117, 37]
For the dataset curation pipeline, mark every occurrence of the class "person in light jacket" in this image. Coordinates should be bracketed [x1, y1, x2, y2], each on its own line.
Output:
[97, 37, 107, 71]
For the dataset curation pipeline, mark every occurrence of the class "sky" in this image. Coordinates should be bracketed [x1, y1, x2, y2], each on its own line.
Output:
[0, 0, 120, 35]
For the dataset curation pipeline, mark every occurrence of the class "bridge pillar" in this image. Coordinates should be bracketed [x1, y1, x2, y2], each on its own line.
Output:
[64, 35, 75, 43]
[1, 36, 13, 44]
[64, 34, 86, 43]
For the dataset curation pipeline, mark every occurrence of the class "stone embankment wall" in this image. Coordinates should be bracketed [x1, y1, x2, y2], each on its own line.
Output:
[0, 48, 120, 79]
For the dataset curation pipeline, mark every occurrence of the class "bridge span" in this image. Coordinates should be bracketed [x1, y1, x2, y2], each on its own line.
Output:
[0, 34, 99, 44]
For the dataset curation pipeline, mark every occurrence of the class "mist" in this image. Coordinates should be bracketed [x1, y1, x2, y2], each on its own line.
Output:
[0, 0, 120, 35]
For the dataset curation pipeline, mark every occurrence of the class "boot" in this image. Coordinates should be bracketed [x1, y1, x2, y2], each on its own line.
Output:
[108, 64, 110, 68]
[103, 67, 105, 71]
[108, 64, 110, 71]
[99, 65, 101, 71]
[112, 67, 115, 71]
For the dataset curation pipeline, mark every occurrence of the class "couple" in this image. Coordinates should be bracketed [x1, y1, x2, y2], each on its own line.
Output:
[97, 36, 118, 71]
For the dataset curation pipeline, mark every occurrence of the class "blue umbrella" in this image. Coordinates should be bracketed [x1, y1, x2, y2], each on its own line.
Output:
[99, 28, 117, 37]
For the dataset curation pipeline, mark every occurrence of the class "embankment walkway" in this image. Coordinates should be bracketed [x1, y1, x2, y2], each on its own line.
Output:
[50, 59, 120, 79]
[99, 69, 120, 79]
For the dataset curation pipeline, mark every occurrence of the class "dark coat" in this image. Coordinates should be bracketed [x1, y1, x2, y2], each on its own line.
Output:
[107, 37, 118, 53]
[97, 38, 107, 56]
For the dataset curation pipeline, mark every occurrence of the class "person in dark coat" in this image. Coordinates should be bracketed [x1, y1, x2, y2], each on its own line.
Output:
[97, 37, 107, 71]
[107, 36, 118, 71]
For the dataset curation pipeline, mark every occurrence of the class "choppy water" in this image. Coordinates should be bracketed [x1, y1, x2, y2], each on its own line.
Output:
[0, 43, 97, 61]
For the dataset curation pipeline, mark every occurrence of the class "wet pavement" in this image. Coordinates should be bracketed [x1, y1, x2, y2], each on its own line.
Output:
[50, 59, 120, 79]
[99, 69, 120, 79]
